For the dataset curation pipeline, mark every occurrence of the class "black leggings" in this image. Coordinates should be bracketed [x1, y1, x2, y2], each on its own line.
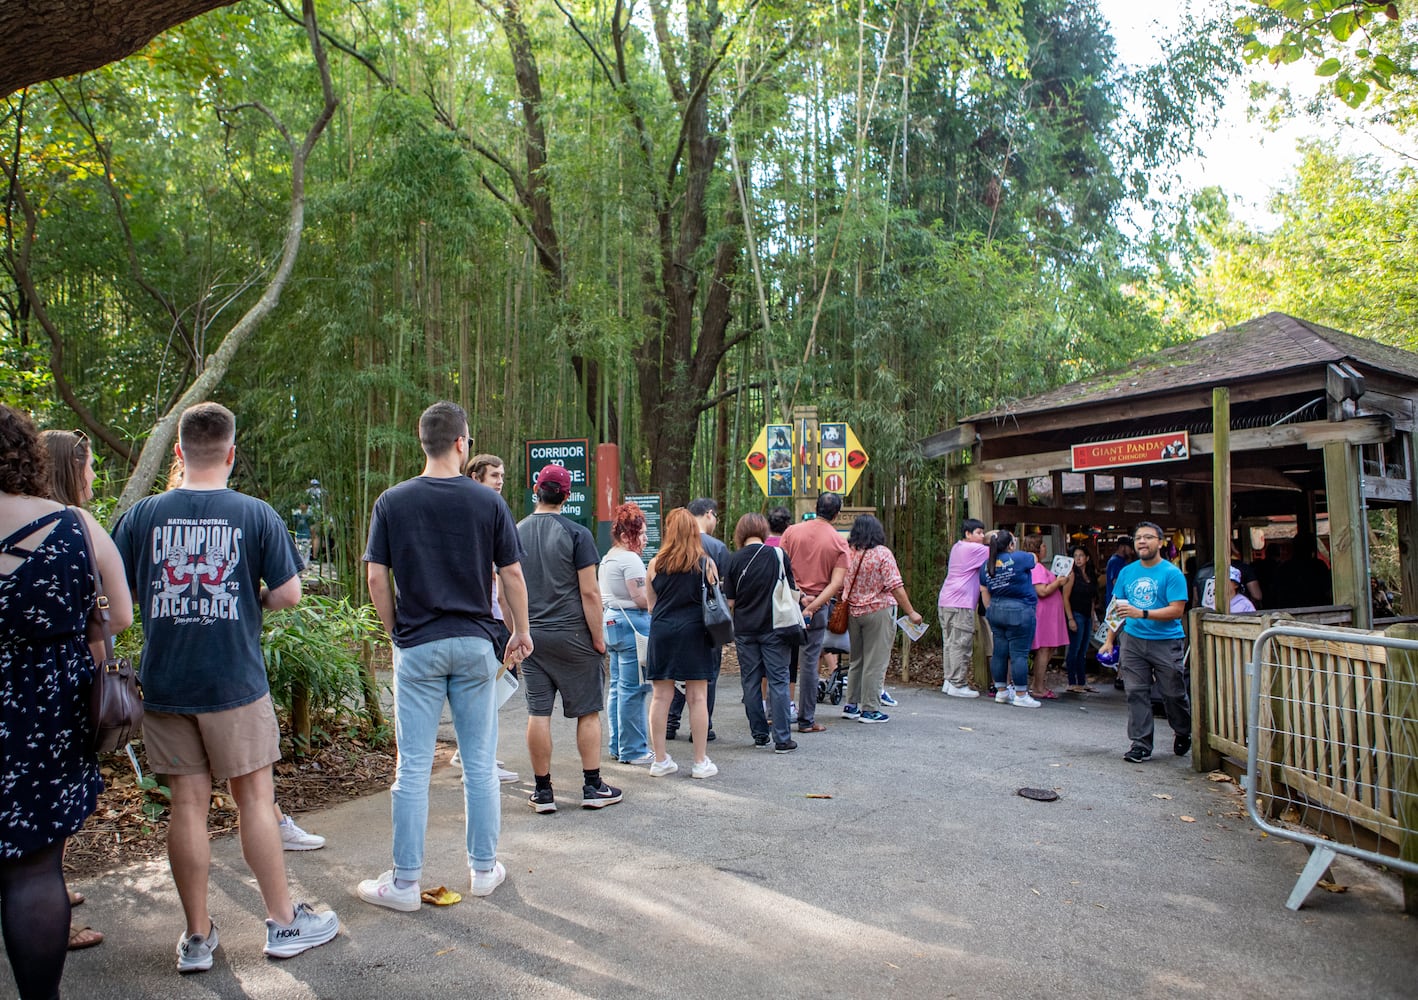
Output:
[0, 840, 69, 1000]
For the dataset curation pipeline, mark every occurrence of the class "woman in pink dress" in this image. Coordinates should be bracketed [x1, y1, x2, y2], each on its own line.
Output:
[1021, 535, 1070, 699]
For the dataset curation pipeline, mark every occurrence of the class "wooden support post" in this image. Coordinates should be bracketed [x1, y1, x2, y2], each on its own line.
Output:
[1399, 435, 1418, 616]
[1324, 440, 1370, 629]
[967, 477, 994, 530]
[1382, 623, 1418, 916]
[1213, 388, 1232, 607]
[1189, 607, 1220, 772]
[972, 617, 991, 693]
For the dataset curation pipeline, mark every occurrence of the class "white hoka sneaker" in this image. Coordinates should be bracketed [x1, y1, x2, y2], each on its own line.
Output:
[279, 816, 325, 851]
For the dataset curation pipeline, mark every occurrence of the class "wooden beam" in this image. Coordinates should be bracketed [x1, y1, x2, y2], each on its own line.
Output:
[919, 422, 977, 459]
[1364, 477, 1413, 502]
[990, 504, 1202, 529]
[966, 478, 993, 528]
[1324, 440, 1370, 629]
[951, 416, 1393, 485]
[1213, 388, 1232, 619]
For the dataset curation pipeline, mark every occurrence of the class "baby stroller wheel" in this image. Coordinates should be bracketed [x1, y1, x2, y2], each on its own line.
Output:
[829, 686, 843, 705]
[816, 678, 829, 704]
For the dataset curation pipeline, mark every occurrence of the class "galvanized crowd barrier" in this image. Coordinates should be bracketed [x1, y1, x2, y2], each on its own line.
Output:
[1245, 625, 1418, 911]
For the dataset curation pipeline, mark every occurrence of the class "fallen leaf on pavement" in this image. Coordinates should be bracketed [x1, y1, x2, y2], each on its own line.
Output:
[1152, 793, 1173, 800]
[1317, 880, 1348, 893]
[805, 793, 833, 799]
[1031, 888, 1041, 896]
[435, 947, 457, 956]
[1180, 815, 1196, 823]
[959, 727, 974, 731]
[1207, 772, 1233, 783]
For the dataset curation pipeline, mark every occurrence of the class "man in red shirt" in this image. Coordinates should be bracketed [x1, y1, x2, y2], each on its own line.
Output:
[781, 493, 850, 733]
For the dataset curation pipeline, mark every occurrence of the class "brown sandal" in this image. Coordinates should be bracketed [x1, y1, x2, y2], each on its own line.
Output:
[68, 923, 104, 950]
[798, 722, 827, 733]
[68, 890, 84, 907]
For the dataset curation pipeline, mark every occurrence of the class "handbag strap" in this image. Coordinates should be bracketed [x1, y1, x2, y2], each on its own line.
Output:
[737, 542, 767, 589]
[841, 548, 866, 604]
[68, 506, 116, 662]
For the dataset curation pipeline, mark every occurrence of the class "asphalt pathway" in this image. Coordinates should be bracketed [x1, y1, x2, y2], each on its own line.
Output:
[27, 682, 1416, 999]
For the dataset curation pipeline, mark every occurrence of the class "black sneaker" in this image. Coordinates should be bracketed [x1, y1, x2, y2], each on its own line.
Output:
[1174, 732, 1192, 756]
[528, 787, 556, 813]
[706, 729, 717, 742]
[774, 739, 799, 754]
[1122, 746, 1151, 764]
[582, 782, 623, 809]
[752, 735, 771, 749]
[665, 728, 678, 741]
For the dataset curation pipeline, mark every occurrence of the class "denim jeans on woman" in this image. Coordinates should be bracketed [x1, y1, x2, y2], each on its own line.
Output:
[1065, 611, 1092, 686]
[391, 636, 501, 881]
[986, 597, 1034, 690]
[604, 608, 652, 760]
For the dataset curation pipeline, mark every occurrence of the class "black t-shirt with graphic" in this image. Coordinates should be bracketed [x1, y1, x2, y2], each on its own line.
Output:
[364, 476, 523, 649]
[114, 489, 300, 714]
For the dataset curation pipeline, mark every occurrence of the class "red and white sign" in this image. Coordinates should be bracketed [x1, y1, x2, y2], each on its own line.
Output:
[1071, 431, 1190, 472]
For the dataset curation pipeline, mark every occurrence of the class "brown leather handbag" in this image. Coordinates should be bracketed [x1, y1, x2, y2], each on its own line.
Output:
[70, 508, 143, 752]
[827, 552, 864, 635]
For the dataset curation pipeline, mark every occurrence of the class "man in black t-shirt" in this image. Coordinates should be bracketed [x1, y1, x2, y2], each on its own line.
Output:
[517, 464, 621, 814]
[358, 402, 532, 911]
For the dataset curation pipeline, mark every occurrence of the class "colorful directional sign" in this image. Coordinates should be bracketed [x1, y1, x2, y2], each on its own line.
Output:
[745, 421, 868, 497]
[818, 422, 869, 496]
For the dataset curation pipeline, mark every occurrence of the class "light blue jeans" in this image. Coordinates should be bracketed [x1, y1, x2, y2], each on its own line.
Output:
[391, 635, 501, 880]
[604, 609, 651, 760]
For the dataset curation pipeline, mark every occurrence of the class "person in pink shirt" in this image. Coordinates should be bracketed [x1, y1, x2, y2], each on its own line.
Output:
[937, 519, 989, 698]
[1021, 535, 1070, 699]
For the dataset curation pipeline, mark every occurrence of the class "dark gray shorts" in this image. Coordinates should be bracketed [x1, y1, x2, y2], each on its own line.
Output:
[522, 628, 606, 718]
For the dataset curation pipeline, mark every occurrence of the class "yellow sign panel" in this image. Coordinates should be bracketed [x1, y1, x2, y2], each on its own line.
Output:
[745, 421, 868, 497]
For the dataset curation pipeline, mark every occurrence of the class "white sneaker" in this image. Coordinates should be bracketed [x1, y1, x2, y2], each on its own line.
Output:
[690, 757, 718, 779]
[622, 752, 655, 765]
[649, 755, 678, 777]
[279, 816, 325, 851]
[176, 922, 219, 973]
[789, 700, 798, 723]
[496, 765, 519, 782]
[995, 688, 1012, 704]
[1012, 692, 1042, 709]
[264, 903, 339, 958]
[470, 861, 506, 897]
[944, 682, 980, 699]
[356, 870, 420, 912]
[450, 750, 462, 769]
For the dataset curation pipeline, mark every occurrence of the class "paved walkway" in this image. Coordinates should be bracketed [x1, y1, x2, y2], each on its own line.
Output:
[25, 683, 1416, 998]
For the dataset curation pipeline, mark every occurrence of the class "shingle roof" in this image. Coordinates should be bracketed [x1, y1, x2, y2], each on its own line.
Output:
[964, 312, 1418, 423]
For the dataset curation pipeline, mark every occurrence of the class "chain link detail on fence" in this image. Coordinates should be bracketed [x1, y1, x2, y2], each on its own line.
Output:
[1246, 625, 1418, 911]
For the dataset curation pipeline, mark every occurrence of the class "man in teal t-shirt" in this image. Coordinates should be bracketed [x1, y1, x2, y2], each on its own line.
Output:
[1099, 521, 1192, 763]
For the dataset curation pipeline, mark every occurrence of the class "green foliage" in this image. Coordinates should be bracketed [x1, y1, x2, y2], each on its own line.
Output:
[262, 595, 381, 732]
[1238, 0, 1406, 109]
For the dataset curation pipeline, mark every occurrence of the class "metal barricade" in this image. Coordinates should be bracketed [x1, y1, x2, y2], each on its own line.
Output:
[1245, 625, 1418, 910]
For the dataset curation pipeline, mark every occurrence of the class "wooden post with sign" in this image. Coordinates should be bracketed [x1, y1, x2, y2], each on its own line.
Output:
[1324, 440, 1370, 629]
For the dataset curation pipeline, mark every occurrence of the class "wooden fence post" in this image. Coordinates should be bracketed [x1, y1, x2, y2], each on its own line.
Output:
[1190, 608, 1220, 772]
[1384, 623, 1418, 916]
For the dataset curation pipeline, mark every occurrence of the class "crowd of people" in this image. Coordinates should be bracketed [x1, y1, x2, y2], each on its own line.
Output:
[4, 394, 1280, 997]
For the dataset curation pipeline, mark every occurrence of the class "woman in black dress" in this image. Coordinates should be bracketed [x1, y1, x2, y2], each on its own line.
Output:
[0, 406, 131, 999]
[1064, 544, 1099, 693]
[645, 508, 719, 779]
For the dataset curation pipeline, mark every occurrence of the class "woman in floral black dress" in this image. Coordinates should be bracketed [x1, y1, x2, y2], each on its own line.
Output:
[0, 406, 131, 999]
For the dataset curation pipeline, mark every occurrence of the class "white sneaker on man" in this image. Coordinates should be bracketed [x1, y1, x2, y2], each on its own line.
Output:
[470, 861, 506, 897]
[944, 682, 980, 699]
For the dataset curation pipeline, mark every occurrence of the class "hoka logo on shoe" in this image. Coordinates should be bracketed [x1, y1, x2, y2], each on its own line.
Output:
[274, 928, 302, 939]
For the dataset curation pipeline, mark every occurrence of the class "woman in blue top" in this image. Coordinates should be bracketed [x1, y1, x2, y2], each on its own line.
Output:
[979, 530, 1041, 708]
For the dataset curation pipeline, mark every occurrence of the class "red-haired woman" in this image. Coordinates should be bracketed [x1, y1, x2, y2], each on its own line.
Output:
[599, 502, 653, 764]
[645, 508, 718, 779]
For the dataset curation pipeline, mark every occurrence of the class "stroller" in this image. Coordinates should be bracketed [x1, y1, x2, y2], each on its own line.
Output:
[816, 616, 851, 705]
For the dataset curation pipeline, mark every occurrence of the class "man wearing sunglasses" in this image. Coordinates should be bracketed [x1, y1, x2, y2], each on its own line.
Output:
[1097, 522, 1191, 763]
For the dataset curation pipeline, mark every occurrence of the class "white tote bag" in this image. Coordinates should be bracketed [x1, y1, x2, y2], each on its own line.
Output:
[770, 548, 807, 643]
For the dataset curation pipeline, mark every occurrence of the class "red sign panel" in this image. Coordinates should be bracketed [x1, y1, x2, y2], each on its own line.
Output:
[1071, 431, 1190, 472]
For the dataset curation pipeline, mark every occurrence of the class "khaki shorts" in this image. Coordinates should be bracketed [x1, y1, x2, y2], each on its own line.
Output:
[144, 694, 282, 782]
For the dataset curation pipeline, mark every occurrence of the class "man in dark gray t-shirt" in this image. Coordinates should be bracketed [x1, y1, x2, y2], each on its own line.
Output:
[516, 464, 621, 814]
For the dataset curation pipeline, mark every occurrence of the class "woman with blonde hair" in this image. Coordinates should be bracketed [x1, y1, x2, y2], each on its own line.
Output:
[645, 508, 718, 779]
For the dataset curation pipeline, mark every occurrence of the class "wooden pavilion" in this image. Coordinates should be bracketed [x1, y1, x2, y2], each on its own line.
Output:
[920, 312, 1418, 627]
